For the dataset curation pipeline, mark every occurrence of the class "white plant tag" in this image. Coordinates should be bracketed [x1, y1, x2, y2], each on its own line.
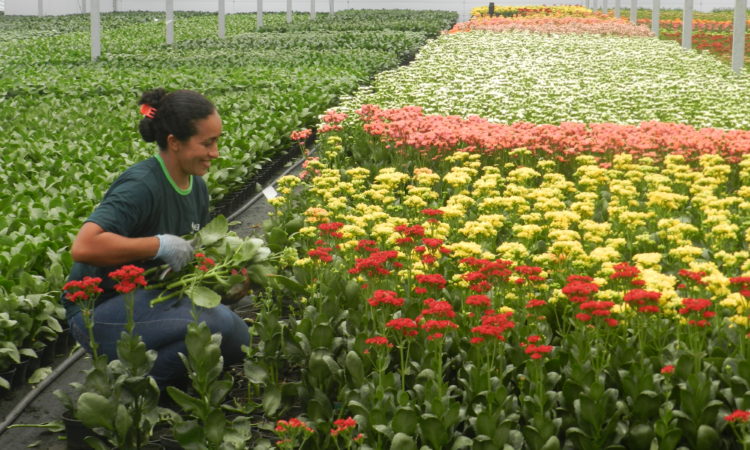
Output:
[262, 186, 279, 200]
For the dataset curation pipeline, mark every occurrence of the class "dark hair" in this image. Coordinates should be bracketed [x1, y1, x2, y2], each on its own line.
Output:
[138, 88, 216, 149]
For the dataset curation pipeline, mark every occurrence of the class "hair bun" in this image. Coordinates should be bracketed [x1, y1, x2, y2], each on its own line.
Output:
[138, 88, 167, 109]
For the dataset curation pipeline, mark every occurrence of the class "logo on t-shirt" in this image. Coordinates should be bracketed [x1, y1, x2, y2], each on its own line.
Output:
[192, 222, 200, 232]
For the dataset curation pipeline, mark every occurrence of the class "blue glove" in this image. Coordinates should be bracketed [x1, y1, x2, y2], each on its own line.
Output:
[155, 234, 194, 271]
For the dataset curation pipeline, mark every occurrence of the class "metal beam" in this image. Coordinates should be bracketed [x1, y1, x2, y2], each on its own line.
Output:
[682, 0, 693, 50]
[257, 0, 263, 28]
[38, 0, 43, 17]
[287, 0, 292, 23]
[166, 0, 174, 45]
[91, 0, 101, 60]
[311, 0, 316, 20]
[732, 0, 747, 73]
[219, 0, 225, 38]
[651, 0, 660, 37]
[630, 0, 637, 24]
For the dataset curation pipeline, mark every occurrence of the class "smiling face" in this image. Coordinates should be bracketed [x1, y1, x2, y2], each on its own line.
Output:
[167, 111, 222, 182]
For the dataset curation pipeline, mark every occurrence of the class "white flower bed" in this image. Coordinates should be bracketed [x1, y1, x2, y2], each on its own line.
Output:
[340, 31, 750, 129]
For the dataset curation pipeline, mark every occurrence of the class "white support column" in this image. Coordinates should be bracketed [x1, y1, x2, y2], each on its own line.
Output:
[651, 0, 660, 37]
[311, 0, 316, 20]
[602, 0, 608, 14]
[219, 0, 226, 38]
[113, 0, 117, 12]
[329, 0, 334, 16]
[615, 0, 621, 18]
[257, 0, 263, 28]
[682, 0, 693, 50]
[732, 0, 747, 73]
[166, 0, 174, 45]
[630, 0, 637, 24]
[91, 0, 101, 60]
[38, 0, 43, 17]
[287, 0, 293, 23]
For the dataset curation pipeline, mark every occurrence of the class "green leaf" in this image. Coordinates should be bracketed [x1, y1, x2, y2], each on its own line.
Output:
[390, 432, 417, 450]
[345, 350, 365, 386]
[420, 416, 449, 448]
[263, 385, 281, 416]
[392, 408, 418, 435]
[270, 274, 308, 295]
[188, 285, 222, 309]
[695, 424, 720, 450]
[244, 361, 268, 385]
[76, 392, 115, 430]
[28, 366, 52, 384]
[451, 436, 473, 450]
[198, 215, 229, 247]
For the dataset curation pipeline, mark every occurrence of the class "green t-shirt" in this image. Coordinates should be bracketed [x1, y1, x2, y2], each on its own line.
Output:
[63, 154, 209, 320]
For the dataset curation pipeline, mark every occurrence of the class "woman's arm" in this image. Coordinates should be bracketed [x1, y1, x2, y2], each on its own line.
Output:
[70, 222, 160, 267]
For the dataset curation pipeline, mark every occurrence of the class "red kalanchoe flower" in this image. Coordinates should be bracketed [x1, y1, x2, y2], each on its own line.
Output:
[386, 318, 418, 336]
[415, 273, 447, 290]
[364, 336, 393, 348]
[421, 208, 444, 217]
[610, 262, 640, 280]
[394, 224, 425, 238]
[466, 294, 491, 307]
[661, 365, 675, 375]
[290, 129, 312, 141]
[725, 410, 750, 423]
[525, 344, 553, 359]
[63, 276, 104, 302]
[330, 417, 357, 436]
[678, 269, 707, 285]
[420, 319, 459, 332]
[318, 222, 345, 238]
[678, 298, 713, 315]
[308, 246, 334, 263]
[422, 238, 444, 248]
[275, 418, 315, 433]
[367, 290, 404, 308]
[526, 298, 547, 308]
[108, 265, 147, 294]
[355, 240, 379, 253]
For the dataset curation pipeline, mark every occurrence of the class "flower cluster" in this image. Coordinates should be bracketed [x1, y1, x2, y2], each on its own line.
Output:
[63, 276, 104, 303]
[108, 264, 147, 294]
[450, 16, 653, 37]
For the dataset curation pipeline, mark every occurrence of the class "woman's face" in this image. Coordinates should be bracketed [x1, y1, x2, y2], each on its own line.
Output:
[173, 111, 222, 177]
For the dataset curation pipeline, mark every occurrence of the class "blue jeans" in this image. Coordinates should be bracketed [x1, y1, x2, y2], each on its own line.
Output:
[69, 289, 249, 388]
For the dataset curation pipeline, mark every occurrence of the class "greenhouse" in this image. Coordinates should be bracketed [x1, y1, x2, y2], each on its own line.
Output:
[1, 0, 750, 449]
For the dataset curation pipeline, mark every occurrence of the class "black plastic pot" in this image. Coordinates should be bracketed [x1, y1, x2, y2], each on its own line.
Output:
[159, 433, 181, 450]
[56, 327, 73, 356]
[0, 366, 17, 398]
[39, 342, 56, 366]
[11, 358, 30, 389]
[62, 411, 101, 450]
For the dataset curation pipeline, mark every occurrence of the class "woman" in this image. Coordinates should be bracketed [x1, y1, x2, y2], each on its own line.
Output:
[64, 88, 249, 388]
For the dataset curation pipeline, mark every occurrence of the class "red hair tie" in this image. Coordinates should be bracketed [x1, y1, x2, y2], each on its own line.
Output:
[140, 104, 157, 119]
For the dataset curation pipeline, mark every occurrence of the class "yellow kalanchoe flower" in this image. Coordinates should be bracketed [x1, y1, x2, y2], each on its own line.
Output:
[446, 241, 489, 259]
[633, 253, 662, 269]
[496, 242, 529, 261]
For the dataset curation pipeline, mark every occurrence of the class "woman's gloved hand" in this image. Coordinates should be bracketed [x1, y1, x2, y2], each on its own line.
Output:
[155, 234, 194, 271]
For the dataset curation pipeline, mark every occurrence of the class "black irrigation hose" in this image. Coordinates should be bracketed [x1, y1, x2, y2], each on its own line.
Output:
[0, 348, 85, 437]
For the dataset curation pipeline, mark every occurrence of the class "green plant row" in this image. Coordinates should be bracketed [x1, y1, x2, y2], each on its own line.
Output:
[0, 10, 456, 387]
